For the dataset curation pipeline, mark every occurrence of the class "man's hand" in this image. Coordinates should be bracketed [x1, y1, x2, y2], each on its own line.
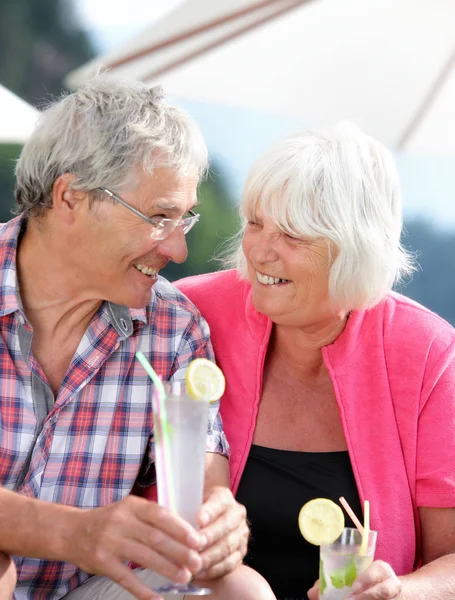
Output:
[0, 552, 16, 600]
[65, 496, 204, 600]
[195, 486, 249, 579]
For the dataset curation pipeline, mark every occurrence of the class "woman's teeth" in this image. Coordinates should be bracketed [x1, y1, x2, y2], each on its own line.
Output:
[256, 272, 289, 285]
[134, 264, 158, 277]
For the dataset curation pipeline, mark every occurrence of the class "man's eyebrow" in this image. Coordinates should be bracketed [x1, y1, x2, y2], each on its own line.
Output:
[153, 200, 200, 214]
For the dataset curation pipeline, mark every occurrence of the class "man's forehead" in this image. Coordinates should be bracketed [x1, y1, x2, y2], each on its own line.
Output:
[135, 168, 198, 206]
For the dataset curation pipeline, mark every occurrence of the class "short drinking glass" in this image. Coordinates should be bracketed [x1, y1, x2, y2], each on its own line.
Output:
[319, 527, 377, 599]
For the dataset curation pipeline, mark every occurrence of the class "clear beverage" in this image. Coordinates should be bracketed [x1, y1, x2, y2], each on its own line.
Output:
[320, 528, 377, 600]
[152, 382, 211, 595]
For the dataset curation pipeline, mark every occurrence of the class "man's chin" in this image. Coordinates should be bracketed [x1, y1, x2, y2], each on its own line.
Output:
[110, 289, 154, 310]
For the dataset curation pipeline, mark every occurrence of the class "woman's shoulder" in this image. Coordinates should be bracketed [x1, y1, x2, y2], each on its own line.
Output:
[174, 269, 248, 307]
[374, 291, 455, 348]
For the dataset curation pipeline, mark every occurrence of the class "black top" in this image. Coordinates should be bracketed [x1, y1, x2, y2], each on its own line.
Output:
[236, 445, 363, 600]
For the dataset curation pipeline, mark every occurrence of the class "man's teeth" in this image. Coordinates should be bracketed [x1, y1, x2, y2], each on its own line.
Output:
[134, 264, 158, 277]
[256, 272, 289, 285]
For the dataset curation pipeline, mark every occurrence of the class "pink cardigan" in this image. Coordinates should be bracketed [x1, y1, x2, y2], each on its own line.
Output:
[176, 269, 455, 576]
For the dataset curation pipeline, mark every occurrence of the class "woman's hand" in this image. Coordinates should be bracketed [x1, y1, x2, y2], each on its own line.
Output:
[348, 560, 401, 599]
[196, 486, 249, 579]
[307, 561, 401, 600]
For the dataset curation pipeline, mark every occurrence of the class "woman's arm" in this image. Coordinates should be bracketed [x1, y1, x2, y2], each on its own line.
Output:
[348, 507, 455, 599]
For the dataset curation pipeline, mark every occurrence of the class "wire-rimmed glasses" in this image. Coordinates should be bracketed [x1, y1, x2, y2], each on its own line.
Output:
[98, 186, 200, 240]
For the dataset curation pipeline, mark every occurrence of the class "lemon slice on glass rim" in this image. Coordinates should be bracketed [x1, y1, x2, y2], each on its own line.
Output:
[298, 498, 345, 546]
[185, 358, 226, 402]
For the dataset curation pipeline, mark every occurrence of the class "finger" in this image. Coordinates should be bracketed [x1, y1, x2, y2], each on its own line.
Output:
[351, 561, 401, 599]
[122, 539, 200, 583]
[199, 525, 249, 571]
[132, 498, 201, 548]
[132, 525, 203, 573]
[196, 549, 244, 580]
[198, 487, 238, 527]
[351, 578, 401, 600]
[101, 562, 165, 600]
[307, 583, 319, 600]
[352, 561, 397, 594]
[199, 504, 247, 549]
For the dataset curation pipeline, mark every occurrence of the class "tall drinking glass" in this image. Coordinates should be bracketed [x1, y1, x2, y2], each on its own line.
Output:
[319, 528, 377, 599]
[151, 382, 212, 595]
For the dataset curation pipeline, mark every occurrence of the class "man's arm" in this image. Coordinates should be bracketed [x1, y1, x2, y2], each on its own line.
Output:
[0, 486, 203, 600]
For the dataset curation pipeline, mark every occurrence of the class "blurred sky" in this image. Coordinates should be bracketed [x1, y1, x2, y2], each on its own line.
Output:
[75, 0, 455, 229]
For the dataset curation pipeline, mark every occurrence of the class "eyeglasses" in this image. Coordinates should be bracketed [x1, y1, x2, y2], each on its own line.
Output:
[98, 186, 200, 241]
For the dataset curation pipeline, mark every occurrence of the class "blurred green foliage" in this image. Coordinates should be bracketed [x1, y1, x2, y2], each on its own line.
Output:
[0, 144, 22, 222]
[0, 0, 94, 105]
[162, 168, 240, 281]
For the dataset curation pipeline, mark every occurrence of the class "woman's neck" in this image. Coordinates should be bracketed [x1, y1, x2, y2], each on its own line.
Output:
[272, 314, 348, 377]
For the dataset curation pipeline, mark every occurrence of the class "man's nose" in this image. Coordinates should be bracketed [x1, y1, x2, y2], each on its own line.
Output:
[156, 226, 188, 264]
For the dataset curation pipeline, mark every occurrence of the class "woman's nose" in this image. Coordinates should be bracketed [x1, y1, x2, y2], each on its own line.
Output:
[249, 231, 280, 264]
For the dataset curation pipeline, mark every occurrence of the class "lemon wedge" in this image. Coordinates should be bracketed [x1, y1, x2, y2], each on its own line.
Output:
[298, 498, 345, 546]
[185, 358, 225, 402]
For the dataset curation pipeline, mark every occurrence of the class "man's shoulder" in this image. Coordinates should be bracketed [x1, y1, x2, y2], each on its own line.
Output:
[149, 275, 204, 322]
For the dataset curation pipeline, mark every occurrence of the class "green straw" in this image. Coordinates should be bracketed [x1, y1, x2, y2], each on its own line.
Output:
[136, 351, 166, 399]
[135, 351, 176, 512]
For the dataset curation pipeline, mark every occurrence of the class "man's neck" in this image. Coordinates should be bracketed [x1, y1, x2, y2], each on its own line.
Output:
[16, 218, 102, 338]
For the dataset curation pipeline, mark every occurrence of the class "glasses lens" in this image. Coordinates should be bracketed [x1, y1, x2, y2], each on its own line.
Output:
[150, 221, 167, 240]
[150, 215, 199, 240]
[182, 214, 199, 234]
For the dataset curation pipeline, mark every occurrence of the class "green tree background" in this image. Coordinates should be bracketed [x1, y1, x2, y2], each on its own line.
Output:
[1, 0, 455, 324]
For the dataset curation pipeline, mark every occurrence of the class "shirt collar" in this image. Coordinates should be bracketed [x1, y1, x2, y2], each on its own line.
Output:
[0, 215, 26, 317]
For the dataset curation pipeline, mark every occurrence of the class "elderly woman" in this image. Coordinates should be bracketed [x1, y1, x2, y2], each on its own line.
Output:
[176, 124, 455, 600]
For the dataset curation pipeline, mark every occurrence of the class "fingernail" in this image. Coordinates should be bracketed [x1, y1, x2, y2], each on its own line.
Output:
[351, 581, 362, 593]
[188, 551, 202, 570]
[199, 511, 209, 526]
[198, 534, 208, 550]
[176, 568, 191, 584]
[187, 531, 201, 547]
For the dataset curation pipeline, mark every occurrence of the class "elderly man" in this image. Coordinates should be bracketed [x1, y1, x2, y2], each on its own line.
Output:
[0, 77, 274, 600]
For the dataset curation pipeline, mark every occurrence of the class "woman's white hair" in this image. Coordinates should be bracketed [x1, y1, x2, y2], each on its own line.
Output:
[15, 75, 208, 218]
[223, 122, 415, 311]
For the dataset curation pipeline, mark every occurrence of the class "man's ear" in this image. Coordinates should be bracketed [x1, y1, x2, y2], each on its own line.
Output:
[52, 174, 87, 222]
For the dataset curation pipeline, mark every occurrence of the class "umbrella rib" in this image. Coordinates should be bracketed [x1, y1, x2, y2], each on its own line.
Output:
[106, 0, 310, 71]
[397, 46, 455, 149]
[140, 0, 315, 82]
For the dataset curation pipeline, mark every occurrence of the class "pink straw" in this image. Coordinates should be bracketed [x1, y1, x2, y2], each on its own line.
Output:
[339, 496, 364, 535]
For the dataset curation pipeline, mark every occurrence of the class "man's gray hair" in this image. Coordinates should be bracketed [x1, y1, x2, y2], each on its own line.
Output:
[15, 75, 209, 218]
[223, 122, 415, 312]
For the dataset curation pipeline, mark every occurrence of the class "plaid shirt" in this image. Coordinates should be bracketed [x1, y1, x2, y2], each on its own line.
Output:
[0, 216, 229, 600]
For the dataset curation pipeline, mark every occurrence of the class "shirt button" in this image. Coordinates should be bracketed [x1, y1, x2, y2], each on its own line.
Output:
[18, 314, 25, 325]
